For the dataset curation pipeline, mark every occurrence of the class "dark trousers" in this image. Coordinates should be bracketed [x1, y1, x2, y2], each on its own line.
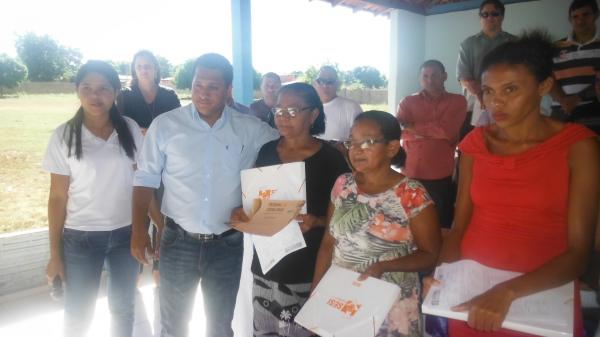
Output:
[417, 176, 456, 229]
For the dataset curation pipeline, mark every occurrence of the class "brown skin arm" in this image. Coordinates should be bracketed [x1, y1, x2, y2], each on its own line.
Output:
[131, 186, 155, 265]
[311, 203, 336, 292]
[46, 173, 70, 284]
[438, 154, 474, 264]
[422, 154, 474, 298]
[358, 204, 442, 280]
[147, 195, 164, 257]
[453, 138, 600, 333]
[549, 81, 581, 115]
[459, 79, 482, 99]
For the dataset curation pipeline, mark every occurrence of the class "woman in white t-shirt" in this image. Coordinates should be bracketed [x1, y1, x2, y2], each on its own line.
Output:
[43, 60, 145, 337]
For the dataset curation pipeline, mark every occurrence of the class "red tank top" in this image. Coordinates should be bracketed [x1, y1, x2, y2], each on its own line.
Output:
[449, 123, 595, 337]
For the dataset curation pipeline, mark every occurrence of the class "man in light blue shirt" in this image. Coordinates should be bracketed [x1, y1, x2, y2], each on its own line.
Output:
[131, 53, 279, 337]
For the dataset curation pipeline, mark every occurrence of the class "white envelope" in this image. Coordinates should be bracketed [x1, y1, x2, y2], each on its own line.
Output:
[240, 162, 307, 273]
[295, 265, 400, 337]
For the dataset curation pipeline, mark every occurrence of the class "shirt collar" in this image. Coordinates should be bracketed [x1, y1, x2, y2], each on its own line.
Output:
[190, 103, 230, 129]
[419, 89, 447, 101]
[476, 30, 506, 40]
[567, 29, 600, 46]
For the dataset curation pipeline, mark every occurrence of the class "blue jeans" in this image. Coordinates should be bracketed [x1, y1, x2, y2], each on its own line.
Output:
[159, 221, 243, 337]
[62, 226, 139, 337]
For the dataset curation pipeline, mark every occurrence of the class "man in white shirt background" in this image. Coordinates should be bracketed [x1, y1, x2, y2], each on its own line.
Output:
[314, 66, 363, 142]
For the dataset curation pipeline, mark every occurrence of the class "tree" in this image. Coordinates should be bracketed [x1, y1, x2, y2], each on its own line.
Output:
[114, 61, 131, 76]
[15, 33, 81, 81]
[173, 59, 195, 89]
[351, 66, 386, 89]
[0, 55, 28, 96]
[156, 55, 173, 78]
[299, 65, 319, 84]
[253, 68, 261, 90]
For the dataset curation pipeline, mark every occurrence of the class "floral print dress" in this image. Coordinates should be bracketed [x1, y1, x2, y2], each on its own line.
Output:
[329, 173, 433, 337]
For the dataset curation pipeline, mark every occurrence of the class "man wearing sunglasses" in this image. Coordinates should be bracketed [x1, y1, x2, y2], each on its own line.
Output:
[456, 0, 515, 130]
[313, 65, 362, 142]
[550, 0, 600, 123]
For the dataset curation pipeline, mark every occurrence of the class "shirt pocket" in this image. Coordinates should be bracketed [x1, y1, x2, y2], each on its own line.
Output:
[220, 143, 243, 173]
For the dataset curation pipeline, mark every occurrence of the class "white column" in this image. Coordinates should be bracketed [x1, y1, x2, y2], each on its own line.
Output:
[388, 9, 425, 115]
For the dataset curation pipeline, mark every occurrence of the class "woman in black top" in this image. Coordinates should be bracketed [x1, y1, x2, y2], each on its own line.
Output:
[233, 83, 349, 336]
[117, 50, 180, 284]
[117, 50, 181, 133]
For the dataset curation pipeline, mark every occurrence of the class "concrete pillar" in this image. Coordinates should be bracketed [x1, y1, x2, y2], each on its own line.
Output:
[388, 9, 425, 115]
[231, 0, 254, 105]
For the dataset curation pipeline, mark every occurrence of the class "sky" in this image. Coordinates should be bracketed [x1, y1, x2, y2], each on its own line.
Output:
[0, 0, 390, 76]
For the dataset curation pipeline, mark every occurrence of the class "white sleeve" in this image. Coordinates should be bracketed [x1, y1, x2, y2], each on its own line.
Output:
[42, 125, 70, 176]
[134, 117, 164, 188]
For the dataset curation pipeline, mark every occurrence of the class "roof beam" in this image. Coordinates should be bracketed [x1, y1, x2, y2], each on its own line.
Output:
[426, 0, 539, 15]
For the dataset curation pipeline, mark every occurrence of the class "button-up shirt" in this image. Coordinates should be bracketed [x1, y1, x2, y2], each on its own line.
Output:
[396, 90, 467, 180]
[134, 104, 279, 234]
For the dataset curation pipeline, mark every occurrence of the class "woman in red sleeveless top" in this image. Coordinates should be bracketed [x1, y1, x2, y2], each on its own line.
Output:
[437, 31, 599, 337]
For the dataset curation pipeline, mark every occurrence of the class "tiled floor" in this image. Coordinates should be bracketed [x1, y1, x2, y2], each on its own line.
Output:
[0, 236, 256, 337]
[0, 269, 208, 337]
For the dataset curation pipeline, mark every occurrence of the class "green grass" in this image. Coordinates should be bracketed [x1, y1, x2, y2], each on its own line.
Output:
[361, 104, 389, 112]
[0, 94, 385, 234]
[0, 94, 76, 233]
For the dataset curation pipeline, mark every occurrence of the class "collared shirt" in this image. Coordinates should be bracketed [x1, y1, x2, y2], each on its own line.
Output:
[134, 104, 279, 234]
[319, 96, 363, 141]
[396, 90, 467, 180]
[456, 30, 516, 114]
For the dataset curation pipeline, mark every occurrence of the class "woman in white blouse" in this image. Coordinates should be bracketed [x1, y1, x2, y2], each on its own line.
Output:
[43, 60, 157, 337]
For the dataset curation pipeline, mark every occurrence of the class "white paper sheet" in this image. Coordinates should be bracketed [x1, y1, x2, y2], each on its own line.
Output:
[240, 162, 307, 273]
[422, 260, 574, 337]
[251, 219, 306, 274]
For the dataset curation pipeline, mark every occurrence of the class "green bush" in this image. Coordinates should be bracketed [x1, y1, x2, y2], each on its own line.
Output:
[0, 55, 28, 96]
[173, 59, 195, 90]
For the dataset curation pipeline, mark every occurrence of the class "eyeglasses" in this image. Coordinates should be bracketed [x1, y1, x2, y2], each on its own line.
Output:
[316, 78, 337, 86]
[479, 11, 502, 18]
[271, 106, 313, 118]
[342, 138, 386, 150]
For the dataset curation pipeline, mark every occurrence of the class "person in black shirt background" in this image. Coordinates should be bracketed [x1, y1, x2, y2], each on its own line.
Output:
[117, 50, 181, 286]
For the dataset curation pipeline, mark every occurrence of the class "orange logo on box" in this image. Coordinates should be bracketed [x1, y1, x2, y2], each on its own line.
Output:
[258, 189, 277, 200]
[326, 297, 362, 317]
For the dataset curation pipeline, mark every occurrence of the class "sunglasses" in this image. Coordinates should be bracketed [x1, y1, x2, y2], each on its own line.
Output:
[271, 106, 313, 118]
[479, 11, 502, 18]
[316, 78, 337, 86]
[342, 138, 386, 150]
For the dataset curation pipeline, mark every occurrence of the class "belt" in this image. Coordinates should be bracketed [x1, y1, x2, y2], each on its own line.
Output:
[166, 218, 237, 241]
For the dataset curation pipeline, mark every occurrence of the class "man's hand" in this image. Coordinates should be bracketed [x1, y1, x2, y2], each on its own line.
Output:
[131, 226, 153, 265]
[558, 95, 581, 115]
[460, 79, 481, 98]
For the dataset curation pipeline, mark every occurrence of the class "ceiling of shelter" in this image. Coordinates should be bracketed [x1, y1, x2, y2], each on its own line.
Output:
[316, 0, 536, 16]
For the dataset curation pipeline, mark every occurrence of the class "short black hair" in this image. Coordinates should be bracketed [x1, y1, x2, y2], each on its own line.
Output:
[276, 82, 325, 135]
[353, 110, 406, 168]
[420, 59, 446, 73]
[193, 53, 233, 87]
[480, 29, 554, 82]
[480, 0, 505, 16]
[569, 0, 599, 15]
